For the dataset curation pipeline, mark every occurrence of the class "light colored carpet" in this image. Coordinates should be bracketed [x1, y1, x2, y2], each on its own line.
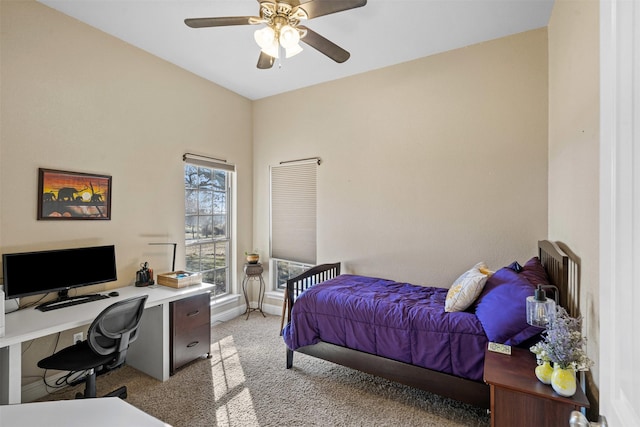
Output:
[41, 314, 490, 426]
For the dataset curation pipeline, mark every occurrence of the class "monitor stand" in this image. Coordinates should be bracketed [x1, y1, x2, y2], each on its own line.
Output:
[35, 289, 105, 311]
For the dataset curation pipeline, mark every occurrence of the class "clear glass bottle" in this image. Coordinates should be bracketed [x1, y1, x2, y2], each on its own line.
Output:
[526, 284, 556, 327]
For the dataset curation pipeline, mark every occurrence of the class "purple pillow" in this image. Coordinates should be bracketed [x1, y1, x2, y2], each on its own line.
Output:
[474, 266, 543, 345]
[506, 261, 523, 272]
[520, 256, 551, 288]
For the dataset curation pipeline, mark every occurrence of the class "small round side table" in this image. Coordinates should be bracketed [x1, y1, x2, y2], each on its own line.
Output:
[242, 263, 266, 319]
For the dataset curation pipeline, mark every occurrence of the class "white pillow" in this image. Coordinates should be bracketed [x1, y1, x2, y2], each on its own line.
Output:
[445, 262, 491, 312]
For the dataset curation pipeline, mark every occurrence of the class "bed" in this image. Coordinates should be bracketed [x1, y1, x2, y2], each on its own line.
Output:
[281, 240, 579, 409]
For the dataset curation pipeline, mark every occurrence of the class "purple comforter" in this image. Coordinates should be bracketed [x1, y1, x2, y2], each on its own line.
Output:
[282, 274, 488, 381]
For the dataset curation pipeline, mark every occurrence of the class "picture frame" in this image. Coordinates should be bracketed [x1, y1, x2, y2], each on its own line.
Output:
[38, 168, 112, 220]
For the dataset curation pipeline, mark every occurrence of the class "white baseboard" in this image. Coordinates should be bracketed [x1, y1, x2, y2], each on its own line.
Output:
[261, 302, 281, 317]
[211, 305, 244, 324]
[211, 301, 282, 324]
[22, 371, 69, 403]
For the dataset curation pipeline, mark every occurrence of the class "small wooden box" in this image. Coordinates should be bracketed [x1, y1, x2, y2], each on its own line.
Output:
[157, 271, 202, 288]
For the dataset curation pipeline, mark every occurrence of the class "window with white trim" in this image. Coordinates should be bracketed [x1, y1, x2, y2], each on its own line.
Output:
[273, 259, 314, 290]
[184, 156, 234, 298]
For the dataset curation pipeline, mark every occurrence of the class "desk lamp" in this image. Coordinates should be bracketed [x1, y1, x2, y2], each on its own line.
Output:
[526, 284, 556, 328]
[149, 242, 177, 272]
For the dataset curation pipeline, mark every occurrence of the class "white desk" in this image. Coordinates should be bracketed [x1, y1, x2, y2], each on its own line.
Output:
[0, 283, 213, 404]
[0, 396, 170, 426]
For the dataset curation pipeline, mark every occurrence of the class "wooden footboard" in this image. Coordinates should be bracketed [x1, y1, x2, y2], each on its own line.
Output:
[283, 240, 577, 410]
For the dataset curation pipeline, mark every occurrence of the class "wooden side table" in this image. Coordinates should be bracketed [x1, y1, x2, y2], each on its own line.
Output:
[242, 263, 266, 319]
[484, 345, 589, 427]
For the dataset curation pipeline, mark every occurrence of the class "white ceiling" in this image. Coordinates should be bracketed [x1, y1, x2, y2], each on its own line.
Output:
[36, 0, 554, 100]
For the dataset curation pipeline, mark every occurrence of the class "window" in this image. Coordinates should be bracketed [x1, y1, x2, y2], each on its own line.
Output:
[273, 259, 313, 290]
[270, 160, 318, 290]
[184, 161, 232, 298]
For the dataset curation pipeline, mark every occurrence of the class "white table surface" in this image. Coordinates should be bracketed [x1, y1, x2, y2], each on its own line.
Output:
[0, 283, 213, 404]
[0, 397, 171, 426]
[0, 283, 213, 347]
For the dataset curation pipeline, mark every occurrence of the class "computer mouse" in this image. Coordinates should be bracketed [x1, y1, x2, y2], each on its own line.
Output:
[108, 291, 119, 297]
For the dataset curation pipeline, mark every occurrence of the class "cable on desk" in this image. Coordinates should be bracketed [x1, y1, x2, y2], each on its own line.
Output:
[18, 293, 49, 310]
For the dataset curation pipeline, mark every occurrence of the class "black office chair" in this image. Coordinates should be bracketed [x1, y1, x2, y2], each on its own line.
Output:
[38, 295, 148, 399]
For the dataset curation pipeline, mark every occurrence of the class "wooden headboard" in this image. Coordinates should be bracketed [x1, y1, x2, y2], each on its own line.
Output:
[538, 239, 580, 318]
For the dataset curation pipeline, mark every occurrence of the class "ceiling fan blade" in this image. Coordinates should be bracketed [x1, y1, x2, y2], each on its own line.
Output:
[257, 51, 275, 69]
[184, 16, 257, 28]
[298, 26, 350, 63]
[296, 0, 367, 19]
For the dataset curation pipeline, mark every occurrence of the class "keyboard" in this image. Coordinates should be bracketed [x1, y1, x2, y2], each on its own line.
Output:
[37, 294, 109, 312]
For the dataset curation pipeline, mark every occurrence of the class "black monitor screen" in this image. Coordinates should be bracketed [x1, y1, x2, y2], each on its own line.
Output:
[2, 245, 117, 299]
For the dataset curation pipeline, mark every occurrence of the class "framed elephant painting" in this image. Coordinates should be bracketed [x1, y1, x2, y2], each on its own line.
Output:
[37, 168, 112, 220]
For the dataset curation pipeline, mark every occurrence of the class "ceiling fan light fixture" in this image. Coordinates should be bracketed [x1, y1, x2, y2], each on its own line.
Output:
[285, 43, 303, 58]
[279, 25, 300, 49]
[254, 26, 279, 58]
[261, 42, 280, 59]
[254, 26, 276, 49]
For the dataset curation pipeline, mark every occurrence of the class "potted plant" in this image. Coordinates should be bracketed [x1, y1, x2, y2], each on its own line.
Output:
[530, 306, 593, 397]
[245, 250, 259, 264]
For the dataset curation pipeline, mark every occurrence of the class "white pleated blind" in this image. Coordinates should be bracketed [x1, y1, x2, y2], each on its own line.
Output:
[270, 161, 317, 264]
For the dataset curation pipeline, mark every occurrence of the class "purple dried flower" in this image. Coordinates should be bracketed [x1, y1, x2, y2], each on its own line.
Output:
[529, 306, 593, 371]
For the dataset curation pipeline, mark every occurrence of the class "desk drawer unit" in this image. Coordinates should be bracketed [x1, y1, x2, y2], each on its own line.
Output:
[170, 292, 211, 374]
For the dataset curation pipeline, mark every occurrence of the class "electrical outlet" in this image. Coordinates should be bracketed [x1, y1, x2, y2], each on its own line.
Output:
[73, 332, 83, 344]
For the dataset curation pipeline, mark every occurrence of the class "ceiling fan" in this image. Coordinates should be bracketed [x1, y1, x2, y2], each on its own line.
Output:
[185, 0, 367, 69]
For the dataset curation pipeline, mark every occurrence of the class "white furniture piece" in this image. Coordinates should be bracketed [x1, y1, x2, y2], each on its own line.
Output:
[0, 396, 170, 426]
[0, 289, 5, 338]
[0, 283, 213, 404]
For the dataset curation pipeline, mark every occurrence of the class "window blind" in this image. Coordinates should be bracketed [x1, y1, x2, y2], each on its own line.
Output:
[270, 161, 317, 264]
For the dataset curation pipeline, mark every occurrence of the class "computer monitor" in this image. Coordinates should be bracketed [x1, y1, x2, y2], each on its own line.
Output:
[2, 245, 117, 301]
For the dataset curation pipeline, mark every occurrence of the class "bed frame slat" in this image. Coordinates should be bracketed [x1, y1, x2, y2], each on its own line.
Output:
[538, 240, 580, 318]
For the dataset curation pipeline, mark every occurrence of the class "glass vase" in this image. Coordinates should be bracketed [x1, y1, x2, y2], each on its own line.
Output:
[551, 365, 576, 397]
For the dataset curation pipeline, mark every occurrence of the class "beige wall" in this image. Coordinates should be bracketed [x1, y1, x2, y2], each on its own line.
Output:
[253, 29, 549, 303]
[2, 0, 596, 405]
[1, 0, 253, 386]
[548, 0, 600, 405]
